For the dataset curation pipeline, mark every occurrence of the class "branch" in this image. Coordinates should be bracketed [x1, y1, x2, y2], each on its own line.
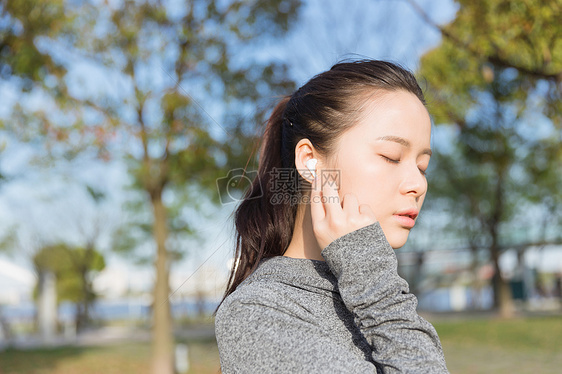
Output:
[134, 86, 150, 163]
[405, 0, 562, 83]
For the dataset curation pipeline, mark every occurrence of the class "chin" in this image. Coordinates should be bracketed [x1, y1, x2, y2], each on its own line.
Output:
[388, 240, 407, 249]
[379, 221, 412, 249]
[384, 231, 410, 250]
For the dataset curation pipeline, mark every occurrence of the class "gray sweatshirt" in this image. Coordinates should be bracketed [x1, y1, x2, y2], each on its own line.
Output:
[214, 222, 449, 373]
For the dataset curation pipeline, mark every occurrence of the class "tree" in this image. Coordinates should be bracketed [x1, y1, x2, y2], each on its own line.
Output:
[33, 243, 106, 332]
[408, 0, 562, 84]
[417, 0, 562, 317]
[0, 0, 80, 150]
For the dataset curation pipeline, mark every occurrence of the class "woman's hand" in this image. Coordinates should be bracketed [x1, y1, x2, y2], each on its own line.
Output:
[310, 170, 378, 250]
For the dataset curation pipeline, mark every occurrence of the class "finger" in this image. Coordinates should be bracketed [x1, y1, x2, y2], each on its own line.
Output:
[359, 204, 377, 221]
[342, 193, 359, 214]
[322, 170, 342, 218]
[309, 170, 325, 222]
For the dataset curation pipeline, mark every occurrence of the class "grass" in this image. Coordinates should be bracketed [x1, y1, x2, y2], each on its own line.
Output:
[433, 315, 562, 374]
[1, 316, 560, 373]
[0, 344, 152, 374]
[0, 338, 221, 374]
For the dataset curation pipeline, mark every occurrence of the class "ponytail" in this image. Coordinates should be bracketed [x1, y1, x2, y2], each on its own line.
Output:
[214, 96, 298, 313]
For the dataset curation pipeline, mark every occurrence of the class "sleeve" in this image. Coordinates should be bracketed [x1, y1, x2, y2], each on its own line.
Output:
[214, 287, 379, 374]
[320, 221, 450, 374]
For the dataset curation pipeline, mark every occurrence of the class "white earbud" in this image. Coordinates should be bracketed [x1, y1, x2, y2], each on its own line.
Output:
[305, 158, 317, 179]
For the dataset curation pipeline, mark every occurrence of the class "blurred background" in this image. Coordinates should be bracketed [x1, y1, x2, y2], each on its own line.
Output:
[0, 0, 561, 373]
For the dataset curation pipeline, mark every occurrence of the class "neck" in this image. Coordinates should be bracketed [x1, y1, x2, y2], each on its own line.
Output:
[283, 202, 325, 261]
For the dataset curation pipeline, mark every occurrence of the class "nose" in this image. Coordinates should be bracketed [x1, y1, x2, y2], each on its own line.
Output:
[399, 162, 427, 200]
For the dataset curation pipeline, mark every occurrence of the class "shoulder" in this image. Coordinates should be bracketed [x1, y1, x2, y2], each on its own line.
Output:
[215, 278, 288, 327]
[215, 270, 323, 346]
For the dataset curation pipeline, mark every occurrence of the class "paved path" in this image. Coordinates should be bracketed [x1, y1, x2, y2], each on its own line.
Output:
[0, 324, 216, 351]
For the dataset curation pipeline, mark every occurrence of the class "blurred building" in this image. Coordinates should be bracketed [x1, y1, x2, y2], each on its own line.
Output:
[397, 245, 562, 312]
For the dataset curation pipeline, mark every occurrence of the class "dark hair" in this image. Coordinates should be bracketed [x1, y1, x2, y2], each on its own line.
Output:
[214, 59, 425, 314]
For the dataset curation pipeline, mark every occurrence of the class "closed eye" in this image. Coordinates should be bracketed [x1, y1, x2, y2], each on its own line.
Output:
[382, 155, 428, 176]
[381, 155, 399, 164]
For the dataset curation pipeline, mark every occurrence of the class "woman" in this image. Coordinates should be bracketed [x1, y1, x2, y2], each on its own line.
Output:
[214, 60, 449, 373]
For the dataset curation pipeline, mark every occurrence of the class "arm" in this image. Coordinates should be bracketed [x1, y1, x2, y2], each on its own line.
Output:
[321, 221, 449, 374]
[214, 285, 379, 374]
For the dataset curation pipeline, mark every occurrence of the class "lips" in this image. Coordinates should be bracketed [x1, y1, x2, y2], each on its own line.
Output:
[393, 208, 419, 228]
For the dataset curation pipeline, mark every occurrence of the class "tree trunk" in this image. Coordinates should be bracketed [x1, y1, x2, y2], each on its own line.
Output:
[77, 267, 90, 333]
[489, 214, 514, 318]
[81, 247, 94, 331]
[490, 245, 514, 318]
[469, 244, 481, 310]
[150, 191, 174, 374]
[489, 169, 514, 318]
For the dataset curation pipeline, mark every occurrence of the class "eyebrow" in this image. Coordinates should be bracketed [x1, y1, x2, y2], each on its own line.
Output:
[376, 135, 433, 156]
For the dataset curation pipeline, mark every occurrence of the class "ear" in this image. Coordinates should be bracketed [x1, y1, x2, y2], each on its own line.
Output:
[295, 138, 322, 183]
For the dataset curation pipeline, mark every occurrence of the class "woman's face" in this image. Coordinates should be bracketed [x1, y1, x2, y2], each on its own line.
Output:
[327, 90, 432, 249]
